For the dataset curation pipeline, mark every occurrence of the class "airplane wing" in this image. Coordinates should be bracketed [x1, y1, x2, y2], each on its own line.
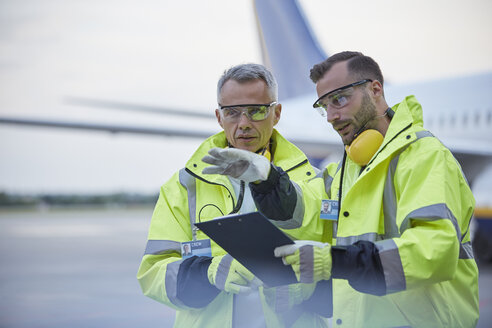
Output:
[0, 97, 218, 139]
[64, 97, 216, 119]
[0, 116, 217, 139]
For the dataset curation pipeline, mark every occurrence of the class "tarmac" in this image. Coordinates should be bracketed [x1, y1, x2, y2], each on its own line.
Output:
[0, 208, 490, 327]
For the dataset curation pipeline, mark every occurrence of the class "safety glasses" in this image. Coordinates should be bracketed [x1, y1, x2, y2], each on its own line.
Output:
[313, 79, 372, 116]
[219, 101, 277, 122]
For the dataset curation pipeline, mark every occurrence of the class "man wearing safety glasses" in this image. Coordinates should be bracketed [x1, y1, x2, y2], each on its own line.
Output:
[203, 52, 479, 327]
[138, 63, 331, 328]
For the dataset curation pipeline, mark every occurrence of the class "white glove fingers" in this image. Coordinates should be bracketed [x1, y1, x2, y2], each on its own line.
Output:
[201, 155, 222, 165]
[221, 147, 249, 159]
[294, 240, 327, 248]
[202, 166, 224, 175]
[208, 147, 226, 159]
[274, 244, 299, 257]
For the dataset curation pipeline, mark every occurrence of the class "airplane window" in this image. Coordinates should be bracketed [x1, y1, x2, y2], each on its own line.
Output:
[487, 110, 491, 125]
[463, 113, 468, 126]
[475, 111, 480, 125]
[439, 115, 445, 127]
[450, 114, 455, 126]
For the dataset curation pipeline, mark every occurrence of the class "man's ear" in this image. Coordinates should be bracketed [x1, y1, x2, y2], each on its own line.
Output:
[216, 109, 224, 128]
[273, 103, 282, 126]
[370, 80, 384, 99]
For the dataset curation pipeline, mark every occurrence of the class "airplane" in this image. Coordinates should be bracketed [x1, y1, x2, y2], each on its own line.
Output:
[1, 0, 490, 176]
[1, 0, 491, 255]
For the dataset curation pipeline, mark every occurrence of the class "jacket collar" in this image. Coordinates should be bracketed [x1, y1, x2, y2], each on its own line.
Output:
[358, 95, 425, 170]
[384, 95, 423, 142]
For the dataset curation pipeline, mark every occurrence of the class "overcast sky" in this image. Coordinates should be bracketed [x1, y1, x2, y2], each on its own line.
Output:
[1, 0, 491, 194]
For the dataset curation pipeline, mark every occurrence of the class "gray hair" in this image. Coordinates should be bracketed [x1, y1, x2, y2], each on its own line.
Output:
[217, 63, 278, 104]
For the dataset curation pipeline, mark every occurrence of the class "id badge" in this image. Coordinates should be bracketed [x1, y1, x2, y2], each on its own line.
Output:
[181, 239, 212, 259]
[320, 199, 338, 221]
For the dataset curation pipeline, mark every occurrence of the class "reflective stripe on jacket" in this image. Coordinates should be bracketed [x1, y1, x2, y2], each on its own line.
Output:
[327, 96, 479, 327]
[137, 129, 331, 328]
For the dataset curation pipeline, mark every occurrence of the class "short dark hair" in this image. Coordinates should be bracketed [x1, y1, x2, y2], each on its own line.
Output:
[310, 51, 384, 87]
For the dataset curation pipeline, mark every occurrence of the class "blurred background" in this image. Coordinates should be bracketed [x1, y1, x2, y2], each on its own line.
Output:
[1, 0, 492, 194]
[0, 0, 491, 327]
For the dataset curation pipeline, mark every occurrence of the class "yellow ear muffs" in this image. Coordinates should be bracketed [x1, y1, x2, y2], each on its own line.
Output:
[345, 129, 384, 166]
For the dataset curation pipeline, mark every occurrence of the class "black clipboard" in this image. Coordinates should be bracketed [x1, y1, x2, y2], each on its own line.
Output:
[195, 211, 297, 287]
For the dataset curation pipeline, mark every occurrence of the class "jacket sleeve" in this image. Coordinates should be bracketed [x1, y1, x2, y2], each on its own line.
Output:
[331, 241, 387, 295]
[136, 172, 220, 310]
[332, 137, 474, 296]
[378, 139, 474, 293]
[176, 256, 220, 307]
[251, 163, 335, 220]
[249, 164, 299, 222]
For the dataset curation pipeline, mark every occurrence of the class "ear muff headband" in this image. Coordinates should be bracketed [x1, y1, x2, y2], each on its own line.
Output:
[345, 129, 384, 166]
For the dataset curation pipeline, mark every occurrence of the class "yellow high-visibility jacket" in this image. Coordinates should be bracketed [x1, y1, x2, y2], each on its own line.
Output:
[251, 96, 479, 327]
[137, 129, 331, 328]
[325, 96, 479, 327]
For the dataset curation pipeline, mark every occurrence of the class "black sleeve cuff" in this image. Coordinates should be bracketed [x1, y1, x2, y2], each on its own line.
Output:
[176, 256, 220, 308]
[249, 163, 281, 194]
[250, 164, 297, 221]
[331, 241, 387, 296]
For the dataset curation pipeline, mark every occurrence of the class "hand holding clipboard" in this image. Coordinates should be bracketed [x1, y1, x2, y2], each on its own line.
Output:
[195, 211, 297, 287]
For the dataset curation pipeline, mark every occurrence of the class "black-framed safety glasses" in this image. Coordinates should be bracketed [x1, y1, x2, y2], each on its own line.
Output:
[219, 101, 277, 122]
[313, 79, 373, 116]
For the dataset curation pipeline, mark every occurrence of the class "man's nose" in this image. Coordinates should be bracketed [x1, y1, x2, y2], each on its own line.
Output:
[237, 112, 252, 128]
[326, 107, 340, 124]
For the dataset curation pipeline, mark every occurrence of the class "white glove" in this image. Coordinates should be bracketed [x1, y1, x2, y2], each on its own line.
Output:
[274, 240, 332, 284]
[208, 254, 263, 294]
[202, 147, 271, 183]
